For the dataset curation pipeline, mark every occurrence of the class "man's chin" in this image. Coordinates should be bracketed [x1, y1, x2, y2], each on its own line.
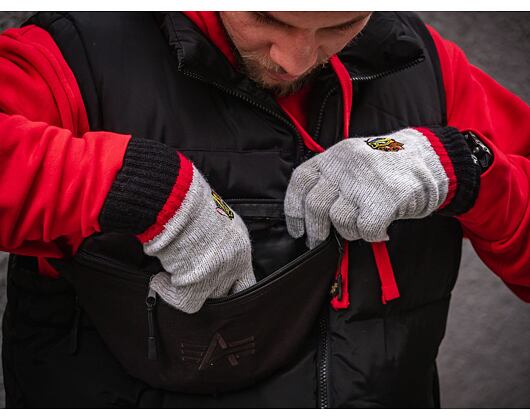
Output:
[257, 74, 313, 97]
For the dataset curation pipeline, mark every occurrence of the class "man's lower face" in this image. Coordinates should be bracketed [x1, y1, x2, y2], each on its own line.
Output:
[237, 50, 326, 97]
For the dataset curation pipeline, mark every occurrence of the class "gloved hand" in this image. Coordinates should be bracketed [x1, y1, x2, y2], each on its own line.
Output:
[100, 137, 255, 314]
[284, 127, 480, 248]
[144, 168, 255, 314]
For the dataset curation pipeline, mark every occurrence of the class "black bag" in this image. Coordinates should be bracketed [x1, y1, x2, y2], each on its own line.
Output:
[59, 233, 339, 394]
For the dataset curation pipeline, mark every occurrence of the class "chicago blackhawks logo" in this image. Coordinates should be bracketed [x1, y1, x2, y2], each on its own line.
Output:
[366, 137, 404, 152]
[212, 190, 234, 219]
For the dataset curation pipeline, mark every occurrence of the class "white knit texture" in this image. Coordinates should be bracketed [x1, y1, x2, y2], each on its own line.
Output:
[284, 128, 449, 248]
[143, 166, 255, 314]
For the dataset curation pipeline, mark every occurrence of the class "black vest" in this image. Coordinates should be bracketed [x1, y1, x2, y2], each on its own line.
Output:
[3, 11, 462, 408]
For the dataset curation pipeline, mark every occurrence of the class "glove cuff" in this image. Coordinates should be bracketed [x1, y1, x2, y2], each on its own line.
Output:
[415, 126, 481, 216]
[99, 136, 194, 240]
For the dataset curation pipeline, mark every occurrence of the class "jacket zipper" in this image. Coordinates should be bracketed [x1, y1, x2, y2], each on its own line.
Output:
[180, 69, 306, 165]
[314, 56, 424, 408]
[317, 233, 344, 409]
[317, 311, 330, 409]
[313, 56, 425, 143]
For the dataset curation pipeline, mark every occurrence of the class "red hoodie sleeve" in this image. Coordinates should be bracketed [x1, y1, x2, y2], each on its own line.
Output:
[427, 25, 530, 301]
[0, 25, 131, 258]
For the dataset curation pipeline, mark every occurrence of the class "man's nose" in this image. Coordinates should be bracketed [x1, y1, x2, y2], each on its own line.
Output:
[269, 34, 319, 77]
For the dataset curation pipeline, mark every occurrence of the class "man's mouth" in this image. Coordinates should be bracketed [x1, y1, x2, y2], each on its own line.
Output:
[265, 68, 299, 82]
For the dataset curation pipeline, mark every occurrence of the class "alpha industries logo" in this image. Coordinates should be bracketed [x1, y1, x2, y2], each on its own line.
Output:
[366, 137, 404, 152]
[181, 333, 255, 371]
[211, 190, 235, 220]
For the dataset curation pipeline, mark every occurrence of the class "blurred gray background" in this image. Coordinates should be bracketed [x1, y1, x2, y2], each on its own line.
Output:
[0, 11, 529, 408]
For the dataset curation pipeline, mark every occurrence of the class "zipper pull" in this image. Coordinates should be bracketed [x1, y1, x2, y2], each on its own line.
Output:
[146, 286, 158, 361]
[330, 272, 343, 301]
[330, 234, 350, 310]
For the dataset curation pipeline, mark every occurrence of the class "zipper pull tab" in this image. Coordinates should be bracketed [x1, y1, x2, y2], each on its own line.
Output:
[329, 234, 343, 298]
[146, 286, 158, 361]
[330, 234, 350, 310]
[330, 273, 343, 301]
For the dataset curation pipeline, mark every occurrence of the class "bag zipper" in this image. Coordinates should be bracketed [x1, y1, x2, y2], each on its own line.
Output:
[205, 234, 333, 305]
[75, 250, 150, 282]
[74, 233, 333, 306]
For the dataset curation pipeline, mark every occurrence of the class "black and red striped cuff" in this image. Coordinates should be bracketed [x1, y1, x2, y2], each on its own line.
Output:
[416, 126, 481, 216]
[99, 136, 191, 237]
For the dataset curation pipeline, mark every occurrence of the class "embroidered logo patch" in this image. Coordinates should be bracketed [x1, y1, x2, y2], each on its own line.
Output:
[366, 137, 404, 152]
[212, 190, 234, 219]
[181, 333, 255, 371]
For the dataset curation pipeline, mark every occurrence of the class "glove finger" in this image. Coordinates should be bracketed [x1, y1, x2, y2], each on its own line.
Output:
[304, 178, 339, 249]
[356, 206, 393, 242]
[231, 268, 257, 294]
[149, 272, 212, 314]
[285, 216, 306, 239]
[284, 161, 320, 238]
[329, 195, 361, 241]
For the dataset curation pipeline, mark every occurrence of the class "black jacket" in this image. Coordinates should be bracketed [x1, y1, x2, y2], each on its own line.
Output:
[3, 11, 462, 408]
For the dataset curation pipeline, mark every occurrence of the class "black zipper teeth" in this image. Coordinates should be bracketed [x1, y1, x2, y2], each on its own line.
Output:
[349, 56, 425, 82]
[75, 234, 332, 306]
[313, 88, 337, 142]
[76, 250, 150, 281]
[318, 232, 343, 408]
[313, 56, 425, 142]
[318, 313, 330, 409]
[206, 235, 332, 304]
[181, 69, 306, 164]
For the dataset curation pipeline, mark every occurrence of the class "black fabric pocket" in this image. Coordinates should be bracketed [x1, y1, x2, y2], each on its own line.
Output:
[58, 230, 339, 394]
[226, 199, 309, 281]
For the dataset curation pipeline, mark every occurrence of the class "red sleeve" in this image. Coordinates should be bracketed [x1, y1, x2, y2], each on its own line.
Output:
[0, 25, 130, 260]
[427, 25, 530, 301]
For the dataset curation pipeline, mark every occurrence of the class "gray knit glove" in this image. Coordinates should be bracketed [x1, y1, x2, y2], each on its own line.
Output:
[99, 140, 256, 314]
[142, 166, 256, 314]
[285, 127, 480, 248]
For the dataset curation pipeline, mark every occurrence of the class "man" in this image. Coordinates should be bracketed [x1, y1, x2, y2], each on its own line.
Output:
[0, 11, 528, 407]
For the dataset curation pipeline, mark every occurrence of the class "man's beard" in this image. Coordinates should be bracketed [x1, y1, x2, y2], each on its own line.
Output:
[236, 49, 327, 97]
[219, 17, 326, 97]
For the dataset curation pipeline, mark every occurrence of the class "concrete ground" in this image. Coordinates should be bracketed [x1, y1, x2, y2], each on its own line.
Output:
[0, 11, 529, 408]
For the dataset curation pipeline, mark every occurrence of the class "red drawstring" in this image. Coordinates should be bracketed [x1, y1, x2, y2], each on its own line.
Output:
[280, 55, 401, 309]
[329, 55, 400, 308]
[371, 242, 400, 303]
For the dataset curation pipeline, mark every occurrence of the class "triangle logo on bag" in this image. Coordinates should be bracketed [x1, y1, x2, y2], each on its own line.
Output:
[181, 333, 255, 371]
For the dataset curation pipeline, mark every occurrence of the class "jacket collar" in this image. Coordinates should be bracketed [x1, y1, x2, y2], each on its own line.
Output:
[158, 12, 425, 107]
